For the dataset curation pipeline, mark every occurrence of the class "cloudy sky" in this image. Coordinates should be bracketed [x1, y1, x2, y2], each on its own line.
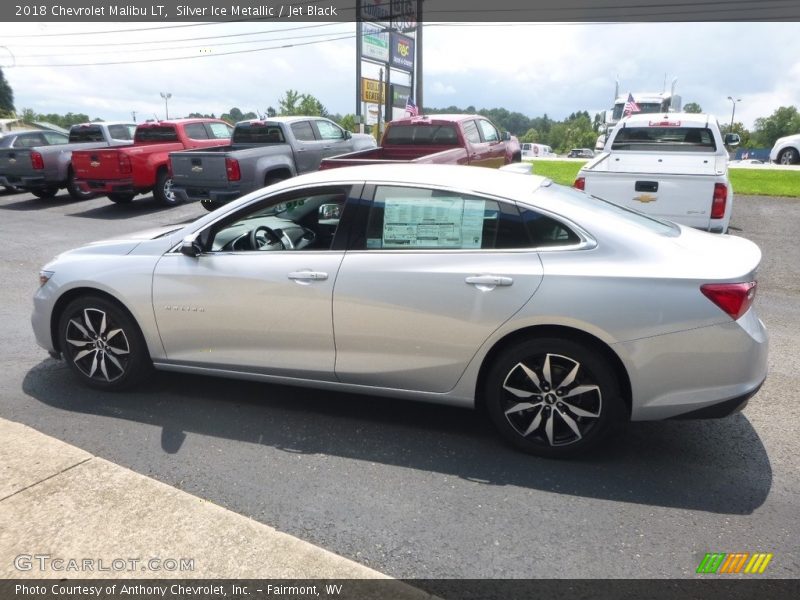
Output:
[1, 21, 799, 130]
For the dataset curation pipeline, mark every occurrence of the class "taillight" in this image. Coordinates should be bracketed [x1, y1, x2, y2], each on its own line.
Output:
[225, 158, 240, 181]
[711, 183, 727, 219]
[574, 176, 585, 191]
[118, 154, 132, 175]
[701, 281, 756, 320]
[30, 151, 44, 170]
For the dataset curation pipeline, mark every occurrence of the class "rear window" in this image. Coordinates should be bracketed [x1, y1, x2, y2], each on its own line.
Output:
[69, 126, 105, 143]
[135, 126, 178, 143]
[233, 123, 286, 144]
[611, 126, 717, 152]
[384, 124, 460, 145]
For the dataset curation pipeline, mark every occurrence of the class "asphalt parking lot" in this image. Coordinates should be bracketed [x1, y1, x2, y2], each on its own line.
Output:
[1, 187, 798, 578]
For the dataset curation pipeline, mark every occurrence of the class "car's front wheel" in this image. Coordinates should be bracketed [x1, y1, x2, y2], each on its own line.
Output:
[58, 295, 151, 390]
[778, 147, 799, 165]
[484, 337, 625, 457]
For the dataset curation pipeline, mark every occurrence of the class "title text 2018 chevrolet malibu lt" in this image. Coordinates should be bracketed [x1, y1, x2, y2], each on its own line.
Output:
[31, 164, 767, 457]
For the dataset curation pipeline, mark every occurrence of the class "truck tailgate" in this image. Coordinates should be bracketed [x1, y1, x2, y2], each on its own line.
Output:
[72, 148, 125, 180]
[170, 152, 230, 189]
[582, 153, 727, 229]
[0, 149, 34, 180]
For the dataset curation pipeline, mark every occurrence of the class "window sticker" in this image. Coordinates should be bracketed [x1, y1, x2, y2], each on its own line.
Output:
[381, 197, 485, 248]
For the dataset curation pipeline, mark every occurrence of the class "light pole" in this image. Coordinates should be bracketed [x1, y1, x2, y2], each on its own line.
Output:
[160, 92, 172, 120]
[727, 96, 741, 133]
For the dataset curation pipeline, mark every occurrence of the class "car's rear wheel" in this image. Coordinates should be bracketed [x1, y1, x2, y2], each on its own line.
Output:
[154, 169, 179, 206]
[108, 193, 135, 204]
[778, 148, 799, 165]
[66, 169, 96, 200]
[484, 337, 625, 457]
[31, 186, 59, 199]
[58, 295, 151, 390]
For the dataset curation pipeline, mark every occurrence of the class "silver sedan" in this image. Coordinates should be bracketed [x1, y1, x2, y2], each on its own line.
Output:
[31, 164, 768, 457]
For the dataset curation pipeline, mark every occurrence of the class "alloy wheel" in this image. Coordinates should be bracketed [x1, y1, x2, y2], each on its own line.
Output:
[64, 307, 131, 382]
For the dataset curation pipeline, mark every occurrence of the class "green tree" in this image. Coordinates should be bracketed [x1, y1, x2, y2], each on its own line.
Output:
[0, 67, 13, 117]
[751, 106, 800, 147]
[683, 102, 703, 113]
[278, 90, 303, 115]
[335, 114, 358, 132]
[278, 90, 327, 117]
[220, 107, 257, 124]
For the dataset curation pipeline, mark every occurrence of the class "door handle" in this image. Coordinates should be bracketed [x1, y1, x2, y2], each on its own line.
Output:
[288, 271, 328, 282]
[465, 275, 513, 288]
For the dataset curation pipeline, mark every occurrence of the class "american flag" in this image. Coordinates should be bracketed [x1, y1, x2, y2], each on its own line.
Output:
[405, 97, 419, 117]
[623, 93, 641, 117]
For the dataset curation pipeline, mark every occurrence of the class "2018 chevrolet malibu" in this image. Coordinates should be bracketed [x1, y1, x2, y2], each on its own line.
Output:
[31, 164, 768, 457]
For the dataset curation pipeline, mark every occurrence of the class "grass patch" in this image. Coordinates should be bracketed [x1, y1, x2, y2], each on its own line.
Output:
[529, 160, 800, 198]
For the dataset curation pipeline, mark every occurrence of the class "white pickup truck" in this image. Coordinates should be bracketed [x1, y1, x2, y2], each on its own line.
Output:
[574, 113, 740, 233]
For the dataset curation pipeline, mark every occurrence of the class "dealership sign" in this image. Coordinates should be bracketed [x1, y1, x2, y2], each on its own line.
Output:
[392, 84, 412, 109]
[390, 32, 415, 72]
[360, 0, 417, 32]
[361, 22, 389, 63]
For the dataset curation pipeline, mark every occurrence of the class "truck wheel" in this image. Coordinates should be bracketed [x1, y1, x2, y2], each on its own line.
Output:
[201, 200, 218, 212]
[66, 169, 96, 200]
[31, 186, 59, 199]
[108, 193, 135, 204]
[154, 169, 179, 206]
[265, 175, 287, 188]
[778, 148, 799, 165]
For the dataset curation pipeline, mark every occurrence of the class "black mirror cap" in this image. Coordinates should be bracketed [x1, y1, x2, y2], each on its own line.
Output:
[344, 130, 352, 140]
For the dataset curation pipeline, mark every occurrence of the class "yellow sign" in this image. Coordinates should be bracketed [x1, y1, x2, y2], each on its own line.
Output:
[361, 78, 386, 104]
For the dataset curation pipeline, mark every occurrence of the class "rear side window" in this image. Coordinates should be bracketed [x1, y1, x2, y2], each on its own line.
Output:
[364, 186, 529, 250]
[519, 209, 581, 247]
[383, 124, 460, 145]
[611, 126, 717, 152]
[233, 124, 286, 144]
[69, 126, 105, 142]
[184, 123, 209, 140]
[291, 121, 316, 142]
[135, 126, 178, 142]
[14, 133, 47, 147]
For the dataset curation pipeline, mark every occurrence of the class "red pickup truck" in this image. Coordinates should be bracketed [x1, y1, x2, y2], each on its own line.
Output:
[319, 114, 521, 169]
[72, 118, 233, 205]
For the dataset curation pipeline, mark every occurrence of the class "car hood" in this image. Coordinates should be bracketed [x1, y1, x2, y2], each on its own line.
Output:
[60, 224, 187, 257]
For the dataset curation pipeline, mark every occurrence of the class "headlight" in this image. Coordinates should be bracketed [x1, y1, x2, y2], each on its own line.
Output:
[39, 270, 54, 286]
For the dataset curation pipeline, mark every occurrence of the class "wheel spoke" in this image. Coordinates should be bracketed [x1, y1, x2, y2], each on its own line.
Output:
[562, 384, 600, 399]
[66, 337, 92, 348]
[88, 352, 100, 377]
[104, 352, 124, 373]
[106, 344, 129, 356]
[556, 362, 580, 390]
[519, 363, 543, 392]
[523, 406, 544, 436]
[542, 354, 553, 387]
[69, 318, 92, 340]
[505, 401, 543, 416]
[83, 309, 98, 336]
[99, 354, 111, 381]
[74, 348, 96, 362]
[557, 409, 583, 440]
[99, 312, 108, 336]
[503, 384, 535, 399]
[544, 409, 555, 445]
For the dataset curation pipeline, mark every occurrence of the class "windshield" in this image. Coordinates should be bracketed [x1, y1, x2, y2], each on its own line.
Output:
[611, 101, 668, 121]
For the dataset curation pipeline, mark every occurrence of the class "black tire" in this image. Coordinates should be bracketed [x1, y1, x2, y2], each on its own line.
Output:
[154, 168, 179, 206]
[66, 168, 96, 200]
[201, 200, 219, 212]
[108, 193, 135, 204]
[4, 185, 24, 194]
[58, 295, 151, 391]
[265, 175, 287, 188]
[31, 186, 59, 200]
[484, 337, 625, 457]
[778, 147, 799, 165]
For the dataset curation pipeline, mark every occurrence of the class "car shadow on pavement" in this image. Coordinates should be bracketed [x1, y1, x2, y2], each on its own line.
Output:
[0, 192, 88, 211]
[22, 360, 772, 516]
[66, 195, 201, 219]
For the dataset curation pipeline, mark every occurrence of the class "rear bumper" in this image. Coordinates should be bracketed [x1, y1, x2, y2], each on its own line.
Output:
[617, 309, 768, 421]
[0, 174, 48, 189]
[172, 185, 240, 207]
[79, 178, 135, 194]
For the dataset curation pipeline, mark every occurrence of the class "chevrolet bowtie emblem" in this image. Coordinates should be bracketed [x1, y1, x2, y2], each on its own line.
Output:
[90, 161, 100, 167]
[191, 166, 203, 172]
[633, 194, 657, 203]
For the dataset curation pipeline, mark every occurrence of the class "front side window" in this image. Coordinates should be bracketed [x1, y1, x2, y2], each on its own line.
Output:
[462, 121, 481, 144]
[363, 186, 529, 250]
[478, 120, 499, 142]
[209, 122, 233, 139]
[201, 186, 353, 253]
[315, 120, 345, 141]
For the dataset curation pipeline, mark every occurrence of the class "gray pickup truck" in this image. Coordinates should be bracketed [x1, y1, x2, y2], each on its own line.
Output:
[169, 116, 376, 211]
[0, 122, 136, 199]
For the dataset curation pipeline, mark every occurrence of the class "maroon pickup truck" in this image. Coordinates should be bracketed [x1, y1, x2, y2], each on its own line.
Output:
[319, 114, 521, 169]
[72, 118, 233, 205]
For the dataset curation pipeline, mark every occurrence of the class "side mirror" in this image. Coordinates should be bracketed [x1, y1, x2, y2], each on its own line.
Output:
[319, 203, 341, 220]
[501, 131, 511, 141]
[180, 235, 203, 257]
[724, 133, 741, 147]
[343, 130, 352, 140]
